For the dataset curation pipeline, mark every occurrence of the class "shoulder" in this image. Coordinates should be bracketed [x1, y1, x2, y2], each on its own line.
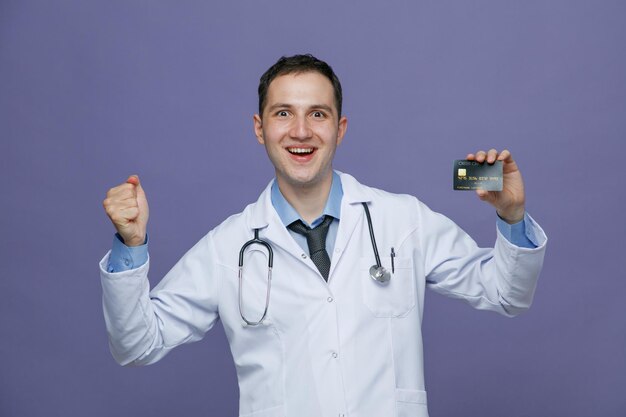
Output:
[337, 171, 454, 234]
[207, 201, 255, 242]
[197, 182, 272, 251]
[211, 178, 274, 235]
[338, 171, 426, 212]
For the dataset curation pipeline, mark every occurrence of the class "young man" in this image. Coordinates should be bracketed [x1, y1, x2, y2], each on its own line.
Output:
[101, 54, 546, 417]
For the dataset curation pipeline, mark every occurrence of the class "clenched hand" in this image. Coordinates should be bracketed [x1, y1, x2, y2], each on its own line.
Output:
[103, 175, 149, 246]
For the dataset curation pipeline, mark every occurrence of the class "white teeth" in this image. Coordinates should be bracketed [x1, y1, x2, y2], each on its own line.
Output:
[288, 148, 314, 154]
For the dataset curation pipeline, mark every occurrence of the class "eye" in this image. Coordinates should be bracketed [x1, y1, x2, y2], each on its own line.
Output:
[312, 111, 325, 118]
[276, 110, 289, 117]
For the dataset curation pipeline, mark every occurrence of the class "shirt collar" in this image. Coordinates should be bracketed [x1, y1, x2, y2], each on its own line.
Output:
[271, 171, 343, 228]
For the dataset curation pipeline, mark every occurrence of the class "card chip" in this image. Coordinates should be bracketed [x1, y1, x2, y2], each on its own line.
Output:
[458, 168, 466, 177]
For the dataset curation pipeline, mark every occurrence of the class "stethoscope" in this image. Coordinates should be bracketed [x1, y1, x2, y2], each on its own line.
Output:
[238, 202, 390, 326]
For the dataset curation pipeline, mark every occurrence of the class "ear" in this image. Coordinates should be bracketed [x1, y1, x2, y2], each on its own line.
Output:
[253, 114, 265, 144]
[336, 115, 348, 146]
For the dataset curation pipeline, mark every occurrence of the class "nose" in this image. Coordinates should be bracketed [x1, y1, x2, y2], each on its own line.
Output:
[289, 116, 313, 140]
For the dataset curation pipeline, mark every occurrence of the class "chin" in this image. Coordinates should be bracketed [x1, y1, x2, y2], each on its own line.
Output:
[275, 162, 333, 189]
[282, 171, 324, 188]
[286, 175, 317, 187]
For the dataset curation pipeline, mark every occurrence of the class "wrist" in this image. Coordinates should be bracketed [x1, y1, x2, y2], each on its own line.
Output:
[126, 238, 145, 247]
[497, 208, 525, 224]
[118, 232, 147, 247]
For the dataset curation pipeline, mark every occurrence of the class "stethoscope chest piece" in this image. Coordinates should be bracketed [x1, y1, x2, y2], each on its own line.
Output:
[363, 202, 392, 284]
[370, 265, 391, 284]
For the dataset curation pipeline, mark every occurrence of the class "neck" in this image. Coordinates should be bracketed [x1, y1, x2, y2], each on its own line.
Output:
[276, 173, 333, 224]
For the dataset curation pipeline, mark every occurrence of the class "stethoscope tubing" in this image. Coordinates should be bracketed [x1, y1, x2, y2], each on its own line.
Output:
[361, 202, 383, 269]
[238, 229, 273, 326]
[238, 202, 388, 326]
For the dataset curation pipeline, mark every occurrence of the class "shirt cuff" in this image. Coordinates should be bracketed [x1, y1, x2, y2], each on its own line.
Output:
[106, 233, 149, 273]
[496, 212, 538, 249]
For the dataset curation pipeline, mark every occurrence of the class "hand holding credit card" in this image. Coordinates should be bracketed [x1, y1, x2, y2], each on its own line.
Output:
[453, 160, 503, 191]
[455, 149, 526, 224]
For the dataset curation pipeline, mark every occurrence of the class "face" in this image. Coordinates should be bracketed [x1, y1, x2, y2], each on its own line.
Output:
[254, 72, 347, 194]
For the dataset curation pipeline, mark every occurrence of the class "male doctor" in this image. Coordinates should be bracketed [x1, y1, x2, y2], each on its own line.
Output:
[101, 54, 547, 417]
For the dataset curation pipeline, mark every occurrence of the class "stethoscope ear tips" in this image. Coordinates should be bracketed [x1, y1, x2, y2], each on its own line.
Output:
[369, 265, 391, 284]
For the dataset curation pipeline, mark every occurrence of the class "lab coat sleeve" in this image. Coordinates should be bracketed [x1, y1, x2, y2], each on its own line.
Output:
[419, 202, 547, 317]
[99, 234, 221, 365]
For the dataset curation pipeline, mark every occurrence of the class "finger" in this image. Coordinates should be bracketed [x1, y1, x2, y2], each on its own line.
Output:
[103, 197, 133, 212]
[475, 150, 487, 163]
[107, 205, 140, 224]
[106, 183, 136, 199]
[118, 206, 140, 221]
[107, 189, 138, 203]
[103, 199, 138, 217]
[487, 149, 497, 164]
[497, 149, 512, 162]
[475, 189, 489, 200]
[126, 175, 140, 186]
[466, 153, 476, 161]
[127, 175, 146, 199]
[109, 198, 139, 210]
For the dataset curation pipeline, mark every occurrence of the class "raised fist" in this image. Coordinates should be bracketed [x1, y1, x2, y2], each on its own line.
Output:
[103, 175, 149, 246]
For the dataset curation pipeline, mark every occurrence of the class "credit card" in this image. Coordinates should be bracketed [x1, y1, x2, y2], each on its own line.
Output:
[453, 160, 503, 191]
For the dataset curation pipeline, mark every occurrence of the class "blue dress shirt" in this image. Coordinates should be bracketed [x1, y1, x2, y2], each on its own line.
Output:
[107, 172, 537, 272]
[271, 171, 343, 257]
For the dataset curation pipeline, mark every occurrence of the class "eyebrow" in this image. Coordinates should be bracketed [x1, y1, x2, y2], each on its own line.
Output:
[267, 103, 335, 113]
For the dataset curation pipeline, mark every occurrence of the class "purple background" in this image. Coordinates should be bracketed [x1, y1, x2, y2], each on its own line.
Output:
[1, 1, 625, 416]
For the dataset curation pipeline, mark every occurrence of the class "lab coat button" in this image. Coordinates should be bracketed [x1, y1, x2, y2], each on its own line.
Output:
[327, 297, 333, 303]
[124, 259, 130, 266]
[331, 352, 338, 358]
[301, 253, 307, 259]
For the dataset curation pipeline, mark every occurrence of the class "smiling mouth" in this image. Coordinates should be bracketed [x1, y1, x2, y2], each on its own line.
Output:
[287, 147, 315, 155]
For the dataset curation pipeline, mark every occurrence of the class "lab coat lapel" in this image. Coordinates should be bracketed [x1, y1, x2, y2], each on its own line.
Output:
[246, 180, 320, 276]
[329, 172, 372, 279]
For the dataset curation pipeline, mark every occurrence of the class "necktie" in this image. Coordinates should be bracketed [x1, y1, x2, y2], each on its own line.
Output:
[288, 216, 333, 281]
